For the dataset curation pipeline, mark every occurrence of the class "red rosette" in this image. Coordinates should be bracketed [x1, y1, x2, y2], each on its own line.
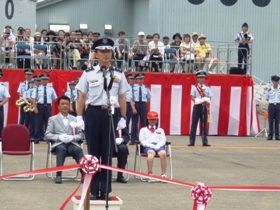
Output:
[79, 155, 99, 175]
[191, 182, 212, 205]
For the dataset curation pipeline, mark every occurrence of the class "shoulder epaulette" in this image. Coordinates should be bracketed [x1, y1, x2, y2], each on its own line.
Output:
[85, 67, 95, 72]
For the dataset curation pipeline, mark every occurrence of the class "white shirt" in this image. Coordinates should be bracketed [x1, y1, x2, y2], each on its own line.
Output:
[148, 41, 165, 55]
[60, 113, 69, 127]
[139, 126, 166, 148]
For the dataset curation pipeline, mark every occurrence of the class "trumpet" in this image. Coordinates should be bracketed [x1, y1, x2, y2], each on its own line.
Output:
[16, 99, 28, 107]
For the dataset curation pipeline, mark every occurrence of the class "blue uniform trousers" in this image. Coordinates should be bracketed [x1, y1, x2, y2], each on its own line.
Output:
[85, 105, 118, 194]
[131, 102, 147, 142]
[29, 112, 36, 139]
[268, 104, 280, 139]
[35, 104, 52, 143]
[19, 106, 25, 125]
[189, 104, 208, 145]
[24, 111, 30, 128]
[126, 102, 132, 132]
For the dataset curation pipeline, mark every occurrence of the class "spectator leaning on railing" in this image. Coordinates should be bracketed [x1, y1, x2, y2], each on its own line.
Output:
[180, 33, 195, 73]
[33, 32, 45, 69]
[0, 25, 15, 66]
[133, 31, 149, 71]
[195, 34, 218, 74]
[115, 31, 131, 69]
[170, 33, 183, 72]
[149, 33, 164, 72]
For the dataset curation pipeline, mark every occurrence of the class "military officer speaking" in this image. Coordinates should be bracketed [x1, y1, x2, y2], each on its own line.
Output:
[17, 69, 34, 127]
[31, 73, 57, 144]
[0, 69, 10, 137]
[266, 75, 280, 140]
[130, 73, 152, 145]
[64, 80, 78, 116]
[189, 70, 212, 146]
[75, 38, 129, 200]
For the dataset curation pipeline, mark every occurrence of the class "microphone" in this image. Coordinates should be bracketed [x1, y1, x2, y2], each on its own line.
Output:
[101, 66, 107, 91]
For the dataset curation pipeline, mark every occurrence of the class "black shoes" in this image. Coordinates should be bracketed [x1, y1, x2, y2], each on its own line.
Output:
[267, 137, 273, 140]
[203, 144, 211, 147]
[90, 193, 99, 200]
[116, 176, 127, 183]
[188, 144, 194, 146]
[55, 176, 62, 184]
[100, 192, 111, 201]
[275, 137, 280, 140]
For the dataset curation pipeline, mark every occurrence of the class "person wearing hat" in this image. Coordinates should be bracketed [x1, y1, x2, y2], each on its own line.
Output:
[64, 81, 78, 116]
[266, 75, 280, 140]
[1, 25, 15, 65]
[27, 75, 41, 139]
[75, 38, 130, 200]
[189, 70, 212, 146]
[0, 69, 10, 137]
[125, 73, 136, 130]
[132, 32, 149, 71]
[139, 111, 167, 182]
[17, 69, 34, 126]
[170, 33, 183, 72]
[191, 32, 199, 44]
[130, 72, 152, 145]
[31, 73, 57, 144]
[234, 23, 254, 73]
[195, 34, 218, 74]
[33, 32, 45, 69]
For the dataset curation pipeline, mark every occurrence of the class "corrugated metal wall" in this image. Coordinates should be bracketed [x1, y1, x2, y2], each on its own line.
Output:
[36, 0, 133, 37]
[36, 0, 277, 80]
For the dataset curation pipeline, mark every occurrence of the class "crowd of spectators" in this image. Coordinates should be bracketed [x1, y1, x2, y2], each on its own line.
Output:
[0, 25, 221, 73]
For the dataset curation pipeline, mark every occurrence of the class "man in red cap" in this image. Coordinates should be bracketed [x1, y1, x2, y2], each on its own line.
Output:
[139, 111, 167, 182]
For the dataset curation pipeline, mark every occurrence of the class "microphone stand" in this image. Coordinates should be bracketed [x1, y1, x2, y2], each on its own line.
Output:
[201, 85, 206, 144]
[102, 66, 117, 210]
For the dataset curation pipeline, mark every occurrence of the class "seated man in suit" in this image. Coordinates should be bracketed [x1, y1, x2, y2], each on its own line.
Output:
[114, 127, 129, 183]
[45, 95, 84, 184]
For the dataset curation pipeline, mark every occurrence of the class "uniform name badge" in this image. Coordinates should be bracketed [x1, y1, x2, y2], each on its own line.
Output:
[89, 80, 99, 87]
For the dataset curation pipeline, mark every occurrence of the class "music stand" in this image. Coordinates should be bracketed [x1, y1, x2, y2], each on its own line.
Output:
[255, 111, 268, 138]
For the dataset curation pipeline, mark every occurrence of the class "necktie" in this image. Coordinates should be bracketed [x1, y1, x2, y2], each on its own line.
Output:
[139, 86, 142, 102]
[149, 127, 155, 133]
[77, 90, 80, 100]
[26, 81, 29, 90]
[71, 89, 74, 102]
[131, 85, 135, 102]
[43, 86, 47, 105]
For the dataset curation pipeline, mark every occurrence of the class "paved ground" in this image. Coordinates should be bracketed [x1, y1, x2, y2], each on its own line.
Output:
[1, 131, 280, 210]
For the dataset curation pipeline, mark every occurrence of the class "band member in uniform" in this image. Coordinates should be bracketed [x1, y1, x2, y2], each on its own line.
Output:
[125, 73, 135, 132]
[0, 69, 10, 137]
[31, 73, 57, 144]
[130, 73, 151, 145]
[28, 75, 41, 139]
[234, 22, 254, 73]
[266, 75, 280, 140]
[189, 71, 212, 146]
[64, 81, 78, 116]
[114, 127, 129, 183]
[75, 38, 129, 200]
[17, 69, 34, 127]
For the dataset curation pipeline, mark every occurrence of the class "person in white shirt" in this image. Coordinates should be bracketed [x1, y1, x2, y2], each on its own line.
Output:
[180, 33, 195, 73]
[148, 33, 164, 72]
[139, 111, 167, 182]
[0, 25, 15, 65]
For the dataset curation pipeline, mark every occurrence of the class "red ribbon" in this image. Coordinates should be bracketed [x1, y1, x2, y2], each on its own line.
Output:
[2, 155, 280, 209]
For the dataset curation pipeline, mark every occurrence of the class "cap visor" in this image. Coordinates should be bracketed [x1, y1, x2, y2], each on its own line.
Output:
[95, 46, 113, 50]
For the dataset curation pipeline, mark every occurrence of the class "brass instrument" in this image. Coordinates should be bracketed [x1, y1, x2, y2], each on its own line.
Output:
[16, 98, 27, 107]
[23, 104, 33, 112]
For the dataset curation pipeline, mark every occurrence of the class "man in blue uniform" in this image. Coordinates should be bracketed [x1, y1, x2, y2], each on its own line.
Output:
[125, 73, 135, 132]
[189, 70, 212, 146]
[75, 38, 129, 200]
[130, 73, 151, 145]
[64, 81, 78, 116]
[266, 75, 280, 140]
[27, 75, 41, 139]
[0, 69, 10, 137]
[17, 69, 34, 127]
[31, 73, 57, 144]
